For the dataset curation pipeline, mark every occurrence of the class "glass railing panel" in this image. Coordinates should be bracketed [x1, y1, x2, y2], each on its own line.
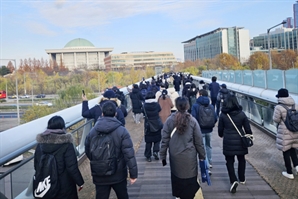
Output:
[267, 69, 284, 91]
[0, 173, 11, 199]
[249, 101, 263, 125]
[243, 70, 253, 86]
[229, 70, 235, 83]
[253, 70, 266, 88]
[11, 158, 35, 198]
[262, 106, 277, 134]
[222, 71, 229, 81]
[285, 69, 298, 94]
[235, 70, 243, 84]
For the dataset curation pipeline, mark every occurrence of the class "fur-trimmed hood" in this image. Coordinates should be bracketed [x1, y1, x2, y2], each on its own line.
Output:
[99, 97, 121, 107]
[36, 129, 73, 144]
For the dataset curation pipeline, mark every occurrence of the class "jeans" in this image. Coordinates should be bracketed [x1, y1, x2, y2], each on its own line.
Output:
[202, 133, 212, 168]
[225, 155, 246, 183]
[95, 179, 128, 199]
[283, 148, 298, 174]
[133, 113, 142, 123]
[211, 96, 217, 108]
[144, 141, 160, 158]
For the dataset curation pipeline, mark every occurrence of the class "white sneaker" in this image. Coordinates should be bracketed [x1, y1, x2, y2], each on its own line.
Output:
[240, 180, 246, 185]
[282, 171, 294, 179]
[209, 164, 212, 168]
[296, 166, 298, 173]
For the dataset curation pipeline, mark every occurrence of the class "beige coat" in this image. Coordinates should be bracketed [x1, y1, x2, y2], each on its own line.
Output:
[158, 96, 174, 124]
[273, 96, 298, 152]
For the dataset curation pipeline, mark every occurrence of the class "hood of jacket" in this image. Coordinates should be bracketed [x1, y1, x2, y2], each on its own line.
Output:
[94, 117, 122, 134]
[220, 88, 229, 94]
[132, 88, 140, 94]
[167, 87, 176, 94]
[36, 129, 73, 144]
[196, 96, 210, 106]
[277, 96, 295, 106]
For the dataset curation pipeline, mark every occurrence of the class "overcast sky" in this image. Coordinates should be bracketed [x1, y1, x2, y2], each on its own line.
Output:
[0, 0, 294, 65]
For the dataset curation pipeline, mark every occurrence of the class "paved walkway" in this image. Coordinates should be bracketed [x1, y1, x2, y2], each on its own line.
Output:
[78, 112, 298, 199]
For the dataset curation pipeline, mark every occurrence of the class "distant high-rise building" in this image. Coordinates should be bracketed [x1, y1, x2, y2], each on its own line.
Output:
[293, 1, 298, 28]
[283, 17, 294, 28]
[182, 27, 250, 63]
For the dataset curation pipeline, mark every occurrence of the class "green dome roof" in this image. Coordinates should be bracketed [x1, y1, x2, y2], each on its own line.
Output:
[64, 38, 95, 48]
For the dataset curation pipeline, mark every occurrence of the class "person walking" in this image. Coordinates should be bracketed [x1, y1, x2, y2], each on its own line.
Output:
[273, 88, 298, 179]
[218, 95, 252, 193]
[143, 91, 163, 162]
[167, 87, 179, 113]
[85, 101, 138, 199]
[129, 84, 144, 124]
[191, 89, 217, 173]
[209, 76, 220, 109]
[216, 84, 231, 116]
[82, 89, 125, 126]
[158, 89, 174, 124]
[160, 97, 206, 199]
[34, 116, 84, 199]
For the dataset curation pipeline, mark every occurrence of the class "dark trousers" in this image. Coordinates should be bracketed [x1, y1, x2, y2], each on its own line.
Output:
[144, 141, 160, 158]
[95, 179, 128, 199]
[225, 155, 246, 183]
[283, 148, 298, 174]
[211, 96, 217, 108]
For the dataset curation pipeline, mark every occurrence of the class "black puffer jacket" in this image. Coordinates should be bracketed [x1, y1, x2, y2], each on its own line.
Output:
[34, 130, 84, 199]
[129, 88, 144, 114]
[143, 99, 162, 143]
[218, 106, 252, 156]
[85, 117, 138, 185]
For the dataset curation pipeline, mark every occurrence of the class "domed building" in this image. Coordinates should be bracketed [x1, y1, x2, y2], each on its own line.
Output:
[45, 38, 113, 70]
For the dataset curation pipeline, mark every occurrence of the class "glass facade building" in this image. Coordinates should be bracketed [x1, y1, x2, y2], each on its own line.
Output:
[252, 28, 298, 51]
[183, 27, 250, 63]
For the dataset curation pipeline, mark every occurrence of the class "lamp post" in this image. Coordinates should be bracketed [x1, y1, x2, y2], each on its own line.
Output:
[267, 21, 286, 70]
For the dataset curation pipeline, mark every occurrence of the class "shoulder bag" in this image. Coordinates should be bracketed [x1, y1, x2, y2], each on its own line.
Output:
[227, 114, 254, 148]
[143, 104, 163, 132]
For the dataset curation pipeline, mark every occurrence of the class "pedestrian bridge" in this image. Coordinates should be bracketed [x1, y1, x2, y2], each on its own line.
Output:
[0, 69, 298, 199]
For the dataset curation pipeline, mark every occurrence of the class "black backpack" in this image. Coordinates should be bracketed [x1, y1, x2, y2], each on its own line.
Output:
[280, 104, 298, 132]
[197, 104, 215, 129]
[89, 132, 118, 176]
[33, 145, 68, 199]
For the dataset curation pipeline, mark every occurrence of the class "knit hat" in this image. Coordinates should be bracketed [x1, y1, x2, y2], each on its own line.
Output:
[276, 88, 289, 98]
[221, 84, 227, 88]
[103, 89, 116, 98]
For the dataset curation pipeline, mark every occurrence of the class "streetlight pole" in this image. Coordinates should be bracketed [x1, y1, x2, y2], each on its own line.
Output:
[267, 21, 286, 70]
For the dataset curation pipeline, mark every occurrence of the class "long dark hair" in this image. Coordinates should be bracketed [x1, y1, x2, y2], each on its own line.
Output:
[224, 95, 240, 110]
[175, 97, 191, 134]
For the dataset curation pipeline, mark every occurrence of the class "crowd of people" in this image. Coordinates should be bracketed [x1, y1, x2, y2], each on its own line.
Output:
[32, 72, 298, 199]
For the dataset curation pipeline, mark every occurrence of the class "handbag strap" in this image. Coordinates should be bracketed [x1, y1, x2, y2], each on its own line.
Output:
[142, 103, 149, 120]
[170, 127, 177, 138]
[227, 114, 244, 137]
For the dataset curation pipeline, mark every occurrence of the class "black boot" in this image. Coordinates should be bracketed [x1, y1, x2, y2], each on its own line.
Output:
[153, 152, 159, 160]
[146, 157, 152, 162]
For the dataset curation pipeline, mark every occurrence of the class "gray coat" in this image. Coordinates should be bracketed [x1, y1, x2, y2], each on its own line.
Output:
[273, 96, 298, 152]
[160, 112, 206, 179]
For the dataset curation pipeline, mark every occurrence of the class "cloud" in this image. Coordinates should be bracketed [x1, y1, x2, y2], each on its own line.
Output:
[26, 22, 57, 36]
[27, 1, 214, 29]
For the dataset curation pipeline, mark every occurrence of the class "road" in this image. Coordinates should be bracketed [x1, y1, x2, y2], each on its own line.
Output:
[0, 112, 24, 118]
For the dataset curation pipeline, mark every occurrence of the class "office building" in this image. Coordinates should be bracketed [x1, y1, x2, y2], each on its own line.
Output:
[294, 1, 298, 28]
[182, 27, 250, 63]
[104, 51, 177, 70]
[252, 28, 298, 51]
[45, 38, 113, 70]
[283, 17, 294, 28]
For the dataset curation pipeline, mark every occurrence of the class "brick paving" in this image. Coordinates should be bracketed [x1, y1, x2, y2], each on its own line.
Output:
[78, 112, 298, 199]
